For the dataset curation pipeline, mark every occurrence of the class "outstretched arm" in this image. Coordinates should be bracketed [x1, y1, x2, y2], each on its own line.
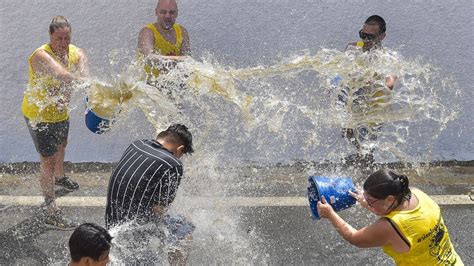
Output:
[317, 196, 394, 248]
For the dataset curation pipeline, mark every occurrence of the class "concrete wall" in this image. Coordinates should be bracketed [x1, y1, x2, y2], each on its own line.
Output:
[1, 0, 472, 162]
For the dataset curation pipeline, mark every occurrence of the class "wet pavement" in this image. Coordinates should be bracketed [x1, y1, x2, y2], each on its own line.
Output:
[0, 161, 473, 264]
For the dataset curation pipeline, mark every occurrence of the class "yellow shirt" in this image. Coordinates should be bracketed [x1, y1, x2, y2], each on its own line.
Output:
[383, 189, 463, 265]
[143, 23, 183, 79]
[21, 43, 80, 122]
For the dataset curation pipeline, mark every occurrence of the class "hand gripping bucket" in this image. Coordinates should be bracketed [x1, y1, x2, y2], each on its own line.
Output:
[84, 98, 114, 134]
[307, 176, 356, 219]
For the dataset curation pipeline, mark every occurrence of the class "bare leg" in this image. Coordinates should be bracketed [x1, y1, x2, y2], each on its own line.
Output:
[168, 249, 187, 266]
[39, 153, 60, 214]
[53, 141, 67, 180]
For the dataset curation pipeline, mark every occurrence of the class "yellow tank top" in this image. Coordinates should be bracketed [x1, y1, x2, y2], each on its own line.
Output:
[143, 23, 183, 79]
[21, 43, 80, 122]
[383, 189, 463, 265]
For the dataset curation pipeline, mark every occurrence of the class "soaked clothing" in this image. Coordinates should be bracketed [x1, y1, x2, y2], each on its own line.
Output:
[333, 74, 390, 153]
[111, 214, 195, 264]
[143, 23, 184, 82]
[383, 189, 463, 265]
[105, 139, 183, 228]
[24, 117, 69, 157]
[334, 44, 392, 153]
[147, 23, 183, 56]
[22, 43, 80, 123]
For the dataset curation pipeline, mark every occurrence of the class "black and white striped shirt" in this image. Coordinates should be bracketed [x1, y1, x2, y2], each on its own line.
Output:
[105, 139, 183, 228]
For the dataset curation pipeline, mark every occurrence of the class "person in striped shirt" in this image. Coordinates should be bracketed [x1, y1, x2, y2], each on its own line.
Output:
[105, 124, 194, 264]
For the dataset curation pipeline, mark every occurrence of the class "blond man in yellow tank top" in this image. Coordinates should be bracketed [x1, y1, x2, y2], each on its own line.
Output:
[21, 16, 88, 230]
[138, 0, 190, 84]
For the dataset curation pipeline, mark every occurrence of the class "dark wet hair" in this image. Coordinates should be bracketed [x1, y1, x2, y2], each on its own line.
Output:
[69, 223, 112, 262]
[49, 15, 71, 34]
[157, 124, 194, 154]
[363, 169, 411, 211]
[365, 15, 386, 34]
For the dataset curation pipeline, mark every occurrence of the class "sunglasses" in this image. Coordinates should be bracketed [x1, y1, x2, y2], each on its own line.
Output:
[359, 30, 378, 41]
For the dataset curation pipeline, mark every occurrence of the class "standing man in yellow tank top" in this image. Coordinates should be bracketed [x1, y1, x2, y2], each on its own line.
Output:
[21, 16, 88, 230]
[138, 0, 190, 85]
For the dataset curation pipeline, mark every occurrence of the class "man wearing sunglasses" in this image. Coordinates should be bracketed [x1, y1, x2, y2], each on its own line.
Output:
[339, 15, 397, 165]
[347, 15, 387, 52]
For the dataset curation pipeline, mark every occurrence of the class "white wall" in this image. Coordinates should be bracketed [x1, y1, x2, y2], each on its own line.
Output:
[1, 0, 472, 162]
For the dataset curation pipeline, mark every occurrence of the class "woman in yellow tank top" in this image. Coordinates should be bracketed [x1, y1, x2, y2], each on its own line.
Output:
[21, 16, 88, 230]
[317, 169, 463, 265]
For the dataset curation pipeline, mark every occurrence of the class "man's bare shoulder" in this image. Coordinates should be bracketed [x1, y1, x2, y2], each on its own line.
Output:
[345, 42, 358, 51]
[179, 24, 188, 32]
[75, 46, 87, 57]
[139, 26, 154, 35]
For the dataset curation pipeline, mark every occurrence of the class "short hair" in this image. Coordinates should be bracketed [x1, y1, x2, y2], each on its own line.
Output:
[363, 169, 411, 211]
[365, 15, 386, 34]
[157, 124, 194, 154]
[69, 223, 112, 262]
[49, 15, 71, 34]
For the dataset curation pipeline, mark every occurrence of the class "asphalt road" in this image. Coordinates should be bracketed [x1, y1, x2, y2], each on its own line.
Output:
[0, 162, 473, 265]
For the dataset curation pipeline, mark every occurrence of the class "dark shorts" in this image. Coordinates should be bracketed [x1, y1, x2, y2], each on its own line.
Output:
[24, 117, 69, 157]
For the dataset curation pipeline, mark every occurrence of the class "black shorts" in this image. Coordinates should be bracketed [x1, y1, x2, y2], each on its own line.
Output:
[25, 117, 69, 157]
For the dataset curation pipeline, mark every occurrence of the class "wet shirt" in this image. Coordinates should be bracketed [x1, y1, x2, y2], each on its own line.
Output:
[383, 189, 463, 265]
[143, 23, 183, 81]
[22, 43, 80, 122]
[105, 139, 183, 228]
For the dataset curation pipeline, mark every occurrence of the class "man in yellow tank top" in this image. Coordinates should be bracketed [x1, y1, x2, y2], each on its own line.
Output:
[137, 0, 190, 86]
[337, 15, 397, 165]
[21, 16, 88, 230]
[317, 169, 463, 265]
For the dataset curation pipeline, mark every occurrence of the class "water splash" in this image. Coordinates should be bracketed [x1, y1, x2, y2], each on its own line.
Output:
[55, 46, 460, 262]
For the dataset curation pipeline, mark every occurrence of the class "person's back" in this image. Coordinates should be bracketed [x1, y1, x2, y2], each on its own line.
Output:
[105, 139, 183, 227]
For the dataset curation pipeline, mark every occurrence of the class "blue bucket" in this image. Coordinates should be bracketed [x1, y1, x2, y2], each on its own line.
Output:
[84, 98, 114, 134]
[307, 176, 356, 220]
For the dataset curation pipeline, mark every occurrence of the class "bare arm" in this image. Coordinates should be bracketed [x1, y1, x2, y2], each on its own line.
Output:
[138, 26, 189, 63]
[317, 196, 395, 248]
[180, 26, 191, 56]
[31, 50, 78, 84]
[76, 48, 89, 77]
[138, 27, 155, 58]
